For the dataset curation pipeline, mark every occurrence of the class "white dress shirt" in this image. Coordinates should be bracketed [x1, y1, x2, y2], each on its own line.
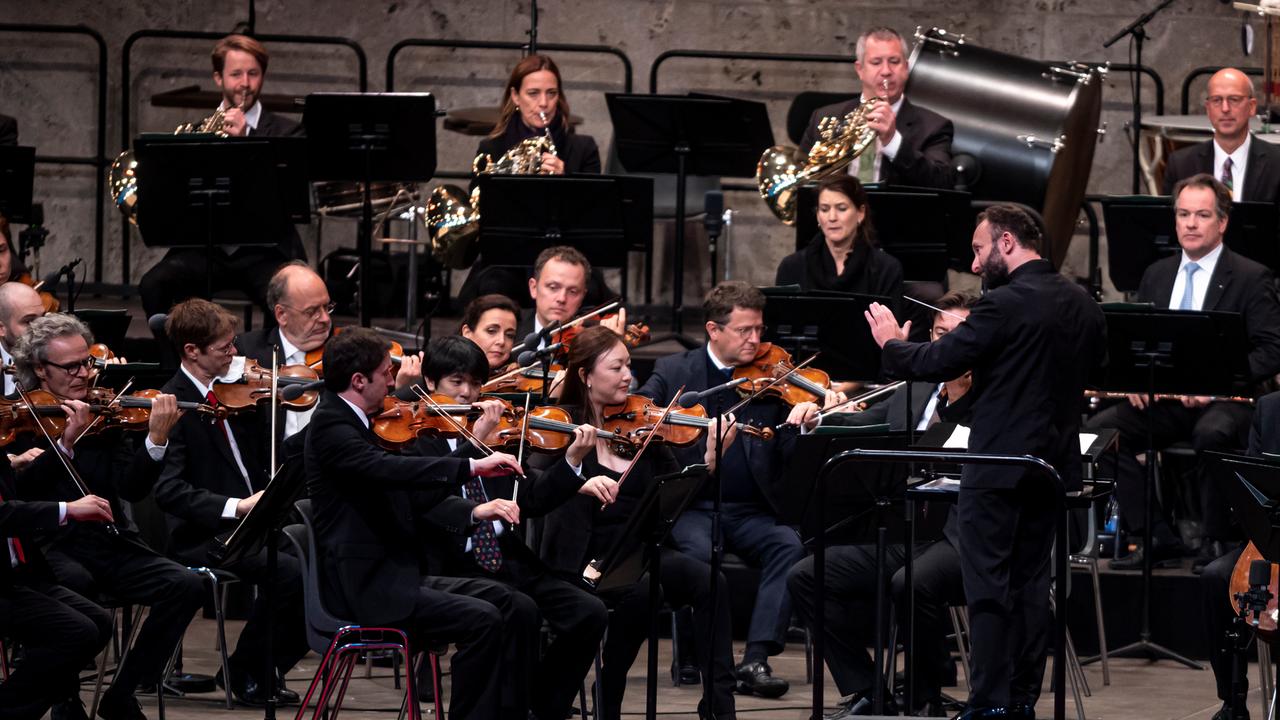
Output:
[217, 99, 264, 134]
[915, 383, 946, 432]
[181, 365, 255, 519]
[278, 333, 317, 439]
[1168, 242, 1225, 312]
[1213, 135, 1251, 203]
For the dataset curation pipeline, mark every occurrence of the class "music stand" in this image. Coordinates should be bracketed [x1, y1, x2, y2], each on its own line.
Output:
[583, 464, 707, 720]
[607, 93, 772, 340]
[1095, 305, 1251, 668]
[795, 185, 975, 278]
[1101, 195, 1280, 292]
[304, 93, 437, 326]
[134, 137, 287, 300]
[759, 289, 889, 381]
[0, 146, 34, 223]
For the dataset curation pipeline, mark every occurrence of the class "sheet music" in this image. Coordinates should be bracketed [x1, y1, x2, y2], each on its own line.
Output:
[1079, 433, 1098, 455]
[943, 425, 970, 449]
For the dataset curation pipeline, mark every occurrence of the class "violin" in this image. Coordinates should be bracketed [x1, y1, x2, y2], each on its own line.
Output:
[211, 358, 320, 413]
[0, 388, 221, 445]
[16, 272, 59, 314]
[83, 387, 225, 431]
[1229, 542, 1279, 639]
[552, 314, 651, 351]
[371, 394, 477, 450]
[304, 327, 404, 376]
[599, 394, 773, 448]
[732, 343, 831, 406]
[481, 363, 555, 394]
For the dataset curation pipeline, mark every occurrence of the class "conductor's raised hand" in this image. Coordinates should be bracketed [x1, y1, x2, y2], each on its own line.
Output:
[473, 498, 520, 525]
[472, 451, 524, 478]
[865, 302, 910, 348]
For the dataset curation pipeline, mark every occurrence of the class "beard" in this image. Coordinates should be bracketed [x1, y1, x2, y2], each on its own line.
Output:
[981, 250, 1011, 288]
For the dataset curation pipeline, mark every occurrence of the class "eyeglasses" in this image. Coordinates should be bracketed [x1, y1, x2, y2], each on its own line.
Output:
[205, 339, 237, 355]
[280, 301, 336, 321]
[714, 322, 767, 339]
[1206, 95, 1250, 108]
[44, 357, 94, 375]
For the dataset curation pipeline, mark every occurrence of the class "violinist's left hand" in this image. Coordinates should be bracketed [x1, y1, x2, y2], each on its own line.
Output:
[1181, 395, 1212, 409]
[105, 356, 127, 365]
[788, 401, 822, 432]
[704, 413, 738, 471]
[147, 393, 181, 447]
[61, 399, 92, 448]
[598, 309, 627, 338]
[470, 398, 506, 441]
[395, 352, 424, 392]
[822, 389, 847, 411]
[865, 302, 910, 348]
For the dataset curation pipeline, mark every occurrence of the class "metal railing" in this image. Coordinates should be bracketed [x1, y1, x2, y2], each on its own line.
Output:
[649, 49, 853, 94]
[1181, 66, 1262, 114]
[386, 39, 633, 93]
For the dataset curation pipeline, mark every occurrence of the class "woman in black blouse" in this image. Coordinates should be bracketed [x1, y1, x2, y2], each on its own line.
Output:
[537, 326, 738, 720]
[775, 175, 904, 298]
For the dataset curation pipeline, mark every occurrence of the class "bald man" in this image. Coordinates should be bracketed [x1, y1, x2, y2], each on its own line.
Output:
[0, 282, 47, 396]
[1163, 68, 1280, 203]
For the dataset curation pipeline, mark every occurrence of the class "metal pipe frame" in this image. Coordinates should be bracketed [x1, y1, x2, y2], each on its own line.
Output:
[386, 39, 633, 93]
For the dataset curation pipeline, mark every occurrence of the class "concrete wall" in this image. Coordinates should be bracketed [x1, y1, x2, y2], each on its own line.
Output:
[0, 0, 1258, 302]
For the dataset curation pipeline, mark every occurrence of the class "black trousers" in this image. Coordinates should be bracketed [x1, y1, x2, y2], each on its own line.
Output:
[0, 578, 111, 720]
[1086, 400, 1251, 541]
[46, 539, 204, 696]
[597, 548, 736, 720]
[1202, 543, 1251, 703]
[957, 481, 1056, 710]
[408, 576, 505, 720]
[138, 246, 288, 320]
[218, 537, 309, 684]
[787, 539, 963, 704]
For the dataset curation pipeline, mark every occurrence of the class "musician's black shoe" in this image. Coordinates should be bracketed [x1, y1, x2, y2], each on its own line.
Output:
[672, 658, 701, 685]
[1212, 702, 1251, 720]
[96, 691, 147, 720]
[824, 691, 897, 718]
[1108, 540, 1184, 571]
[215, 667, 271, 707]
[733, 660, 789, 698]
[1010, 702, 1036, 720]
[950, 707, 1010, 720]
[1193, 540, 1229, 575]
[52, 696, 91, 720]
[274, 677, 300, 706]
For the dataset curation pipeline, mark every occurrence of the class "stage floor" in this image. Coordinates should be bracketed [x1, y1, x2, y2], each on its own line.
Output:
[72, 614, 1246, 720]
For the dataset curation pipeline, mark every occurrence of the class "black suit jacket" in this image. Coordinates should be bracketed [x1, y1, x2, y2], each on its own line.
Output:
[152, 370, 271, 564]
[0, 455, 58, 587]
[799, 97, 954, 189]
[1161, 138, 1280, 202]
[882, 260, 1105, 491]
[636, 346, 799, 513]
[475, 133, 601, 176]
[1136, 246, 1280, 383]
[1250, 390, 1280, 456]
[0, 114, 16, 146]
[304, 391, 473, 626]
[253, 109, 303, 138]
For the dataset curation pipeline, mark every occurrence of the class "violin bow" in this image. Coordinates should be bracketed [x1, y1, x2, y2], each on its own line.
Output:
[513, 392, 530, 502]
[509, 300, 621, 354]
[73, 377, 135, 445]
[610, 385, 684, 504]
[411, 386, 531, 491]
[14, 382, 119, 536]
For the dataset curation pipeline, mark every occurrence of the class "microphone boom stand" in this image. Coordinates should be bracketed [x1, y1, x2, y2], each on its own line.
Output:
[1103, 0, 1176, 194]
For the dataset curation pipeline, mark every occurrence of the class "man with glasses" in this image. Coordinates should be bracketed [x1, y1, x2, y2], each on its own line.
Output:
[153, 299, 309, 707]
[637, 281, 833, 697]
[1162, 67, 1280, 203]
[9, 313, 201, 720]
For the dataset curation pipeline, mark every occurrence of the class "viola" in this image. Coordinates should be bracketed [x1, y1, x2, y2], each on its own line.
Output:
[0, 388, 221, 445]
[732, 343, 831, 406]
[15, 272, 59, 313]
[211, 358, 320, 413]
[84, 387, 225, 431]
[1229, 542, 1279, 639]
[599, 394, 773, 448]
[304, 327, 404, 375]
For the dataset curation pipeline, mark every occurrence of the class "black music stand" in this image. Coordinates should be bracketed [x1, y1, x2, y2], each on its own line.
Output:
[1095, 305, 1251, 668]
[1101, 195, 1280, 292]
[583, 464, 707, 720]
[134, 137, 287, 300]
[759, 288, 889, 382]
[304, 93, 437, 326]
[795, 185, 974, 278]
[0, 145, 35, 223]
[607, 93, 772, 341]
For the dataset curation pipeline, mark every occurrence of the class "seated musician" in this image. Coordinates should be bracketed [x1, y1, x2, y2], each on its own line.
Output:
[1086, 174, 1280, 572]
[0, 282, 49, 397]
[775, 175, 904, 297]
[516, 245, 626, 347]
[799, 27, 954, 189]
[460, 293, 520, 374]
[137, 34, 306, 322]
[9, 313, 202, 720]
[787, 292, 976, 717]
[537, 325, 740, 720]
[305, 327, 523, 720]
[637, 281, 831, 697]
[0, 453, 114, 720]
[1162, 68, 1280, 203]
[151, 299, 309, 706]
[408, 334, 607, 719]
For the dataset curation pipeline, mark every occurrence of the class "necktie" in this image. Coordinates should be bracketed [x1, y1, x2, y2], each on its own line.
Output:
[206, 390, 231, 441]
[856, 144, 877, 183]
[464, 478, 503, 573]
[1221, 157, 1234, 193]
[1178, 262, 1201, 310]
[0, 490, 26, 565]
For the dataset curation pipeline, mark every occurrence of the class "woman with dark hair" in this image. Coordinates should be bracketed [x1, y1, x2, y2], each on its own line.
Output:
[775, 175, 904, 297]
[474, 54, 601, 176]
[459, 293, 520, 373]
[537, 325, 739, 720]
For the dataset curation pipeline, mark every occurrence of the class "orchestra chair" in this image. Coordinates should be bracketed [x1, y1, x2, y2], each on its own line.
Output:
[1069, 502, 1110, 686]
[87, 598, 146, 718]
[287, 500, 442, 720]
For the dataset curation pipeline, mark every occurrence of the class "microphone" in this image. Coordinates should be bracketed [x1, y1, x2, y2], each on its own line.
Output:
[678, 377, 747, 408]
[281, 379, 326, 401]
[42, 258, 83, 286]
[703, 191, 724, 237]
[148, 313, 169, 338]
[517, 342, 564, 367]
[1246, 558, 1274, 626]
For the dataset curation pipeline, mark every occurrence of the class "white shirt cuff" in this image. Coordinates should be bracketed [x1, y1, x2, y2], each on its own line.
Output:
[145, 435, 167, 461]
[222, 498, 240, 519]
[58, 501, 67, 525]
[881, 130, 903, 160]
[57, 440, 73, 459]
[468, 458, 477, 476]
[567, 459, 584, 478]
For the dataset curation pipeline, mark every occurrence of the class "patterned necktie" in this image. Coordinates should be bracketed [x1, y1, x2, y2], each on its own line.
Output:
[464, 477, 503, 573]
[1178, 262, 1201, 310]
[1221, 157, 1234, 193]
[856, 144, 877, 183]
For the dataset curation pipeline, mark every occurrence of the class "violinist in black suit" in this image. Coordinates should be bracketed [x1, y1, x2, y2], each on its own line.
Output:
[9, 313, 203, 720]
[137, 34, 305, 321]
[511, 245, 627, 351]
[304, 328, 523, 720]
[865, 204, 1106, 719]
[151, 299, 308, 707]
[799, 28, 953, 190]
[1161, 68, 1280, 204]
[788, 292, 976, 717]
[0, 453, 113, 720]
[407, 335, 607, 720]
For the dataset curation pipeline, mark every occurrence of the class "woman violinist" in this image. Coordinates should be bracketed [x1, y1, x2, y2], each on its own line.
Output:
[536, 325, 740, 720]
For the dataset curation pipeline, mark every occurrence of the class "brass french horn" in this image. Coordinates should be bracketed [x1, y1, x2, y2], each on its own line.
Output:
[756, 97, 881, 225]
